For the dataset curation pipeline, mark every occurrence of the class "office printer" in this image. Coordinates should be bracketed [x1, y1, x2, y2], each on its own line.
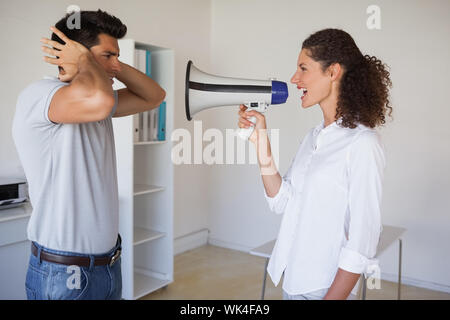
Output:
[0, 178, 28, 210]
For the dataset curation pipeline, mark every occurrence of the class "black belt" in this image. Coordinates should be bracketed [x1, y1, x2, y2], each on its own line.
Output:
[31, 238, 121, 267]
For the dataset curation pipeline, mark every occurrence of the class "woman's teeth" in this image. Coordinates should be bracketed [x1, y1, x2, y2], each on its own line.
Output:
[301, 88, 308, 97]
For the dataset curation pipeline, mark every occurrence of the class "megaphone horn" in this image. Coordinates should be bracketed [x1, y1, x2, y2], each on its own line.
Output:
[185, 60, 288, 139]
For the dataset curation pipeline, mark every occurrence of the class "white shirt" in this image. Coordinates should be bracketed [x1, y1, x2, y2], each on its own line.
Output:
[265, 119, 385, 295]
[12, 77, 119, 254]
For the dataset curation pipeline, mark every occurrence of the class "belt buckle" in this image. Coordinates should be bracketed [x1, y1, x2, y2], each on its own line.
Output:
[110, 248, 121, 266]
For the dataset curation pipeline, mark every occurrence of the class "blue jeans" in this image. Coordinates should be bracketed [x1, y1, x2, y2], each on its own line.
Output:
[25, 239, 122, 300]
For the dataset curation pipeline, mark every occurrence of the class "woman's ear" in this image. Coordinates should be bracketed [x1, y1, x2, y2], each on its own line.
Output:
[329, 63, 342, 82]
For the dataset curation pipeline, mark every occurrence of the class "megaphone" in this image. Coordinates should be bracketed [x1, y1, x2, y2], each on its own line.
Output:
[185, 60, 288, 140]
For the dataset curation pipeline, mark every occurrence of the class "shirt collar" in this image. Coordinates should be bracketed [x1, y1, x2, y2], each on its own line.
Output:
[313, 118, 344, 135]
[313, 121, 325, 136]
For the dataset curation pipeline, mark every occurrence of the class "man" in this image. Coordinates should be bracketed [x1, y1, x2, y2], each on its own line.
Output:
[12, 10, 165, 300]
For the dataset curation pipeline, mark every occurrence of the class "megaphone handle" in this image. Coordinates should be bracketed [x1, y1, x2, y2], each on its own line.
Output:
[237, 115, 256, 140]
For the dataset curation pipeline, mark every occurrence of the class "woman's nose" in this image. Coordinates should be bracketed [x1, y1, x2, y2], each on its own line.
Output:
[290, 71, 300, 84]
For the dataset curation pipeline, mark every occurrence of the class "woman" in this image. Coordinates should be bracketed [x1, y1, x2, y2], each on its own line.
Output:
[238, 28, 392, 300]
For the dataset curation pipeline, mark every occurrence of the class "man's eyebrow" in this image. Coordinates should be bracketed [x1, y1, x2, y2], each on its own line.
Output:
[299, 63, 307, 67]
[104, 51, 120, 56]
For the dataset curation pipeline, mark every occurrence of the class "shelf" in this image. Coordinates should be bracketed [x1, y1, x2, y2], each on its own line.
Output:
[113, 38, 174, 300]
[134, 140, 166, 146]
[134, 227, 165, 246]
[133, 271, 171, 300]
[0, 203, 32, 223]
[134, 184, 165, 196]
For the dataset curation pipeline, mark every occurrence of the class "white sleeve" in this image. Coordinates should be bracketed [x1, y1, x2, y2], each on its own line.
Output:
[19, 79, 67, 126]
[263, 177, 295, 214]
[338, 130, 385, 275]
[43, 83, 67, 124]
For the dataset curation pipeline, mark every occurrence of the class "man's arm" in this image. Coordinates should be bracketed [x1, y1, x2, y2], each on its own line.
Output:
[49, 54, 115, 123]
[323, 268, 360, 300]
[41, 27, 115, 124]
[113, 62, 166, 117]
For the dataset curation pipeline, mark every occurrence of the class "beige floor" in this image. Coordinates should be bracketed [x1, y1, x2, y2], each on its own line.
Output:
[141, 244, 450, 300]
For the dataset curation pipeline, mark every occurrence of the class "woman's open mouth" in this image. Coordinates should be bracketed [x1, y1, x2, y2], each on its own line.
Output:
[299, 87, 308, 100]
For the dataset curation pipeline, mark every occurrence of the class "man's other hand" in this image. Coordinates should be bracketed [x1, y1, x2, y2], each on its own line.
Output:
[41, 26, 91, 82]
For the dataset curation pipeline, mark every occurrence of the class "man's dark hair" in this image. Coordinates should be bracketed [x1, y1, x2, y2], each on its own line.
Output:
[51, 9, 127, 48]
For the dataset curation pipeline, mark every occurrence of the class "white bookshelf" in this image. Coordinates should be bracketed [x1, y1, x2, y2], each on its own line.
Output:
[134, 140, 167, 146]
[134, 184, 165, 196]
[112, 39, 174, 300]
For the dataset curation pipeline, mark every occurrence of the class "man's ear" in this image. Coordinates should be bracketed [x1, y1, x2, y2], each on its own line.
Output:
[57, 67, 66, 81]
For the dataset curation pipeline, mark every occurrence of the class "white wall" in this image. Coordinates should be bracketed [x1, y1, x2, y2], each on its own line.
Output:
[0, 0, 212, 244]
[208, 0, 450, 292]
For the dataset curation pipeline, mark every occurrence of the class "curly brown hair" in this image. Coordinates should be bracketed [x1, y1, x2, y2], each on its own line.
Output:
[302, 28, 392, 128]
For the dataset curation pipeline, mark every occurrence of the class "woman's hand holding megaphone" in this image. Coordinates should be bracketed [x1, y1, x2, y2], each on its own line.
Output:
[238, 104, 267, 144]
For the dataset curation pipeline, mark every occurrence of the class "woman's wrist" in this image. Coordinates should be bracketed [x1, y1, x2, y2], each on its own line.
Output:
[255, 130, 278, 175]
